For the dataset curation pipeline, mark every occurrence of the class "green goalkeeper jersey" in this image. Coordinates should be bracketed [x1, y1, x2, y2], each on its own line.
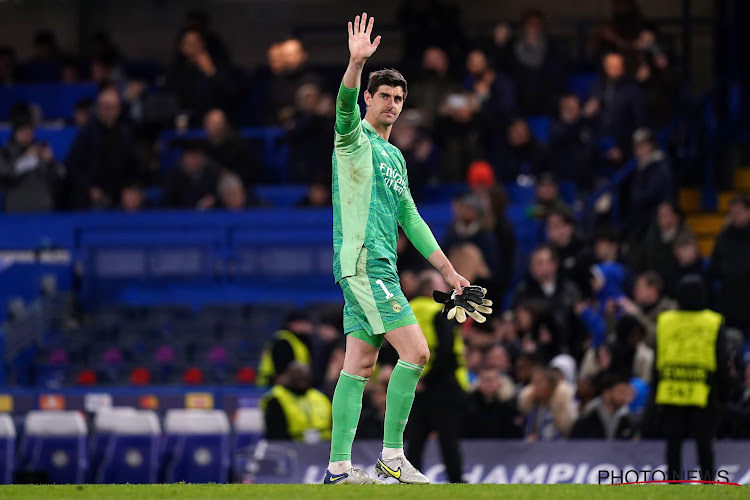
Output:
[332, 81, 439, 283]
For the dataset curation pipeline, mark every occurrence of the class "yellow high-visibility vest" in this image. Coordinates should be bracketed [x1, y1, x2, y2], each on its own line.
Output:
[260, 385, 332, 441]
[655, 309, 722, 408]
[257, 330, 311, 387]
[409, 296, 470, 390]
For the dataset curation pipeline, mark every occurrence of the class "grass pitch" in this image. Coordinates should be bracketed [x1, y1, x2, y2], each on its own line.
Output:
[0, 484, 747, 500]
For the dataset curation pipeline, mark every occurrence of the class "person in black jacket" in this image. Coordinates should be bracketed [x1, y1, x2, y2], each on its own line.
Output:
[570, 371, 635, 439]
[163, 139, 221, 209]
[465, 367, 523, 439]
[65, 85, 141, 209]
[708, 194, 750, 338]
[405, 271, 470, 483]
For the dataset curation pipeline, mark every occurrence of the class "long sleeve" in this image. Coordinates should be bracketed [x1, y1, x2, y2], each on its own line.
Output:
[263, 397, 291, 440]
[334, 82, 363, 148]
[398, 188, 440, 259]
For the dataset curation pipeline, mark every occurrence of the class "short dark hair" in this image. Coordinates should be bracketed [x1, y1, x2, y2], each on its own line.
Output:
[367, 69, 408, 99]
[638, 270, 663, 292]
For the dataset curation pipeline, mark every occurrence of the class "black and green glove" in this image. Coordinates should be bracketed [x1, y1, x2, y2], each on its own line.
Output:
[433, 285, 493, 323]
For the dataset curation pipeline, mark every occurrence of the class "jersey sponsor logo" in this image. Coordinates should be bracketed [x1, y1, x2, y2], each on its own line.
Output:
[392, 301, 402, 313]
[379, 163, 406, 195]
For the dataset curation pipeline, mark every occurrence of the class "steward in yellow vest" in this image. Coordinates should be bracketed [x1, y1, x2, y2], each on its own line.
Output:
[260, 362, 332, 442]
[257, 311, 313, 387]
[652, 275, 729, 481]
[405, 271, 470, 484]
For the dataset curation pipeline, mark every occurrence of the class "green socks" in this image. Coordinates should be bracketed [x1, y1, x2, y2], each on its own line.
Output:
[383, 359, 424, 449]
[329, 370, 368, 462]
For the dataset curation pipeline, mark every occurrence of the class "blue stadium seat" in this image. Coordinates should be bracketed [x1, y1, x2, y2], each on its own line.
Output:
[18, 411, 88, 484]
[96, 410, 161, 484]
[254, 185, 309, 207]
[0, 414, 16, 484]
[525, 115, 551, 144]
[163, 409, 231, 484]
[567, 73, 598, 100]
[233, 408, 264, 452]
[89, 407, 138, 482]
[0, 83, 98, 120]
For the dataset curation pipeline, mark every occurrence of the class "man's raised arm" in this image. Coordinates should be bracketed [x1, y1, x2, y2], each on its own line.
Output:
[336, 13, 381, 137]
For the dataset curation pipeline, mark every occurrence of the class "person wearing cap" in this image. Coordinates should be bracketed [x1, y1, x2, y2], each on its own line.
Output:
[708, 194, 750, 339]
[651, 275, 730, 481]
[257, 310, 314, 387]
[625, 127, 673, 241]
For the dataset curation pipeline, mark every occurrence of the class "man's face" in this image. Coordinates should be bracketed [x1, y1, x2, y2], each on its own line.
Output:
[546, 214, 574, 247]
[674, 242, 698, 265]
[204, 110, 227, 144]
[478, 369, 502, 400]
[729, 202, 750, 228]
[14, 126, 34, 147]
[608, 382, 634, 409]
[182, 150, 204, 173]
[595, 240, 618, 261]
[96, 89, 121, 127]
[466, 50, 488, 76]
[180, 31, 204, 60]
[530, 248, 557, 283]
[633, 277, 658, 305]
[603, 53, 625, 80]
[365, 85, 405, 127]
[559, 95, 580, 123]
[423, 47, 449, 74]
[657, 203, 678, 232]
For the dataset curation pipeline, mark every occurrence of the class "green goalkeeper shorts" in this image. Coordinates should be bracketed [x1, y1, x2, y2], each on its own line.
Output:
[339, 248, 417, 349]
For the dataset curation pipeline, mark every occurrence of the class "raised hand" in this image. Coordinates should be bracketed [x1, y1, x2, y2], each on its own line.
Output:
[348, 12, 381, 63]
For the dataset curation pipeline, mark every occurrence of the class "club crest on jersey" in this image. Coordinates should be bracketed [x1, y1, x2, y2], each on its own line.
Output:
[392, 301, 402, 313]
[379, 163, 406, 195]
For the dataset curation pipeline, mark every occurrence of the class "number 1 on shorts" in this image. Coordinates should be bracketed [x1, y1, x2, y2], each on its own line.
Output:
[375, 279, 394, 299]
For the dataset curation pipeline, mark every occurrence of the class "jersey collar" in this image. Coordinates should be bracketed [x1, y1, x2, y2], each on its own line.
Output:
[362, 118, 385, 141]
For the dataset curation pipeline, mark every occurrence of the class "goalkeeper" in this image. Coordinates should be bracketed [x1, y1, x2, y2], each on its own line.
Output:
[324, 12, 492, 485]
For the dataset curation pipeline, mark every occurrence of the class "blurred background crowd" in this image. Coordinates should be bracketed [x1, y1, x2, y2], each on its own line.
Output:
[1, 0, 749, 448]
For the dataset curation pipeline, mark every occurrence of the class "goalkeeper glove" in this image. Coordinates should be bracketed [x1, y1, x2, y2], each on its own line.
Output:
[433, 285, 493, 323]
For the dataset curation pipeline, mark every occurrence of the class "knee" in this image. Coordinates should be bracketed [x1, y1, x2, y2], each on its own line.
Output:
[349, 361, 376, 379]
[413, 347, 430, 367]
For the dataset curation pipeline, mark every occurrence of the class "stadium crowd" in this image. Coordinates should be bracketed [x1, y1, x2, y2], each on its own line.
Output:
[2, 0, 750, 445]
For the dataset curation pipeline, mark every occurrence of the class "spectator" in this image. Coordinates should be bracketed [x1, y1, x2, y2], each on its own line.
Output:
[666, 233, 708, 299]
[545, 207, 593, 296]
[434, 92, 493, 181]
[407, 47, 462, 128]
[447, 243, 493, 295]
[260, 362, 332, 442]
[23, 29, 64, 82]
[570, 372, 635, 439]
[184, 10, 231, 63]
[629, 201, 691, 278]
[497, 117, 543, 183]
[0, 108, 65, 212]
[513, 300, 559, 363]
[582, 314, 654, 383]
[549, 354, 577, 387]
[464, 368, 523, 438]
[259, 38, 322, 126]
[585, 51, 646, 161]
[708, 194, 750, 337]
[467, 163, 516, 295]
[442, 192, 501, 281]
[624, 128, 674, 239]
[518, 366, 578, 440]
[217, 172, 247, 210]
[512, 245, 583, 358]
[464, 49, 517, 127]
[166, 27, 239, 125]
[633, 29, 682, 128]
[396, 0, 466, 72]
[391, 110, 436, 194]
[615, 271, 677, 347]
[590, 0, 652, 63]
[163, 139, 221, 209]
[257, 310, 314, 387]
[284, 83, 335, 183]
[491, 10, 565, 115]
[545, 94, 598, 192]
[297, 180, 332, 208]
[72, 98, 94, 128]
[721, 363, 750, 439]
[65, 85, 140, 209]
[119, 181, 147, 212]
[527, 173, 571, 220]
[203, 108, 260, 184]
[514, 350, 544, 391]
[0, 46, 19, 84]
